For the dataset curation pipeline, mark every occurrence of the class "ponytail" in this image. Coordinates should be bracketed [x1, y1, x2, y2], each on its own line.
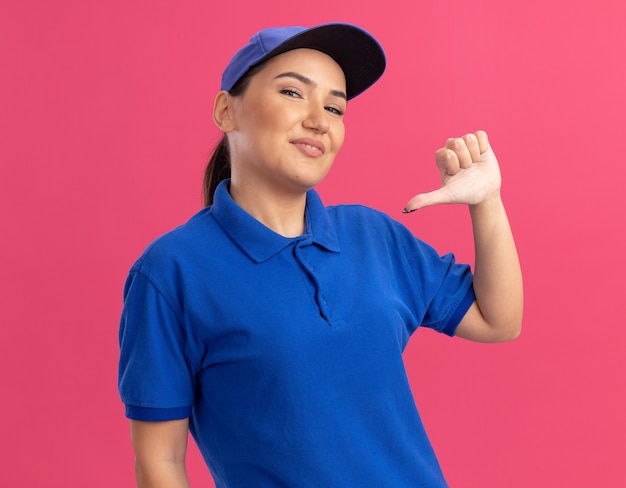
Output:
[203, 135, 230, 207]
[202, 62, 265, 206]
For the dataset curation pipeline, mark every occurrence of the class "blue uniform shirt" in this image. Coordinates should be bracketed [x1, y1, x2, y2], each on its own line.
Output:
[119, 180, 475, 487]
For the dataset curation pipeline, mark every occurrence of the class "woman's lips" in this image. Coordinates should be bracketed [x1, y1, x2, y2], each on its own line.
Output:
[291, 138, 325, 158]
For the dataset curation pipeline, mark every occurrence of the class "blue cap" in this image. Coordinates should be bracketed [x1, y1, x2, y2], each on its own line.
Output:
[220, 23, 386, 100]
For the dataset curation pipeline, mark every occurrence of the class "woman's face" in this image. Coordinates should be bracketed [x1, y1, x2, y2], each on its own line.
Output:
[225, 48, 347, 196]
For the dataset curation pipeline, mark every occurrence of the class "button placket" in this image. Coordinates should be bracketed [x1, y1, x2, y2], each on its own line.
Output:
[293, 240, 331, 325]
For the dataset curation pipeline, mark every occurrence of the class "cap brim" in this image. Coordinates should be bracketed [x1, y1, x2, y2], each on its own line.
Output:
[254, 23, 385, 100]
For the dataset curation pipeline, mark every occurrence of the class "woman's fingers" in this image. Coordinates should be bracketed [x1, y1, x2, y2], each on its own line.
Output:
[462, 133, 481, 161]
[436, 147, 460, 175]
[403, 130, 498, 213]
[446, 138, 473, 169]
[475, 130, 489, 154]
[442, 130, 489, 171]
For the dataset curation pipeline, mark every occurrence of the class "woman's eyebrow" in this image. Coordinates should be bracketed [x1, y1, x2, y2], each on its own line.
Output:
[274, 71, 347, 100]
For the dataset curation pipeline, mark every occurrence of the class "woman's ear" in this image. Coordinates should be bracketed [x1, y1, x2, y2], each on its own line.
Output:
[213, 91, 235, 132]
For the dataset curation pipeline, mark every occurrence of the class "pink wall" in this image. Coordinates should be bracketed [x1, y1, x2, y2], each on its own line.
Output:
[2, 1, 625, 486]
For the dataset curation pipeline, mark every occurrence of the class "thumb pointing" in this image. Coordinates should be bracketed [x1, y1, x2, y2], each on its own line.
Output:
[403, 188, 451, 213]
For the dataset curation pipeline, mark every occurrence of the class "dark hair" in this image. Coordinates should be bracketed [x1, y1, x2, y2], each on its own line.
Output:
[202, 135, 231, 206]
[202, 63, 265, 206]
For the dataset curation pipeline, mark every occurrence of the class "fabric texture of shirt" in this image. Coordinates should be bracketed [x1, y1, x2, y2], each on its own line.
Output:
[118, 179, 475, 487]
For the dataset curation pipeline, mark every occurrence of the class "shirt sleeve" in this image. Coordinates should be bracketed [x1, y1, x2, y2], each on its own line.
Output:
[118, 266, 194, 420]
[383, 215, 475, 336]
[410, 244, 475, 336]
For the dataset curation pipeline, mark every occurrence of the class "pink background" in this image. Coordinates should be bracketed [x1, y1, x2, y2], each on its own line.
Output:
[2, 0, 625, 486]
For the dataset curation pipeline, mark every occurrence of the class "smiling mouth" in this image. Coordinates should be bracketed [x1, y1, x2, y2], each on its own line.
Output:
[291, 139, 325, 157]
[302, 143, 322, 152]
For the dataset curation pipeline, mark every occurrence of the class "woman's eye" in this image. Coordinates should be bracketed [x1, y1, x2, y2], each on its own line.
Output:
[325, 106, 344, 116]
[280, 89, 301, 98]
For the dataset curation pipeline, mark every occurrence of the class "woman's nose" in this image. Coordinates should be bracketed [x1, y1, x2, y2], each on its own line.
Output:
[302, 105, 330, 133]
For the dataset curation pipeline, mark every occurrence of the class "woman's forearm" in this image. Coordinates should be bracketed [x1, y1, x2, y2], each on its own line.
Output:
[469, 194, 523, 340]
[135, 458, 190, 488]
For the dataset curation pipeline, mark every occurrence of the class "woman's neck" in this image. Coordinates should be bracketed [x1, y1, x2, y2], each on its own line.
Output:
[229, 179, 308, 238]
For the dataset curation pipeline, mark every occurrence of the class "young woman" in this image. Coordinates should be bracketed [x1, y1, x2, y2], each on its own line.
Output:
[118, 23, 523, 488]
